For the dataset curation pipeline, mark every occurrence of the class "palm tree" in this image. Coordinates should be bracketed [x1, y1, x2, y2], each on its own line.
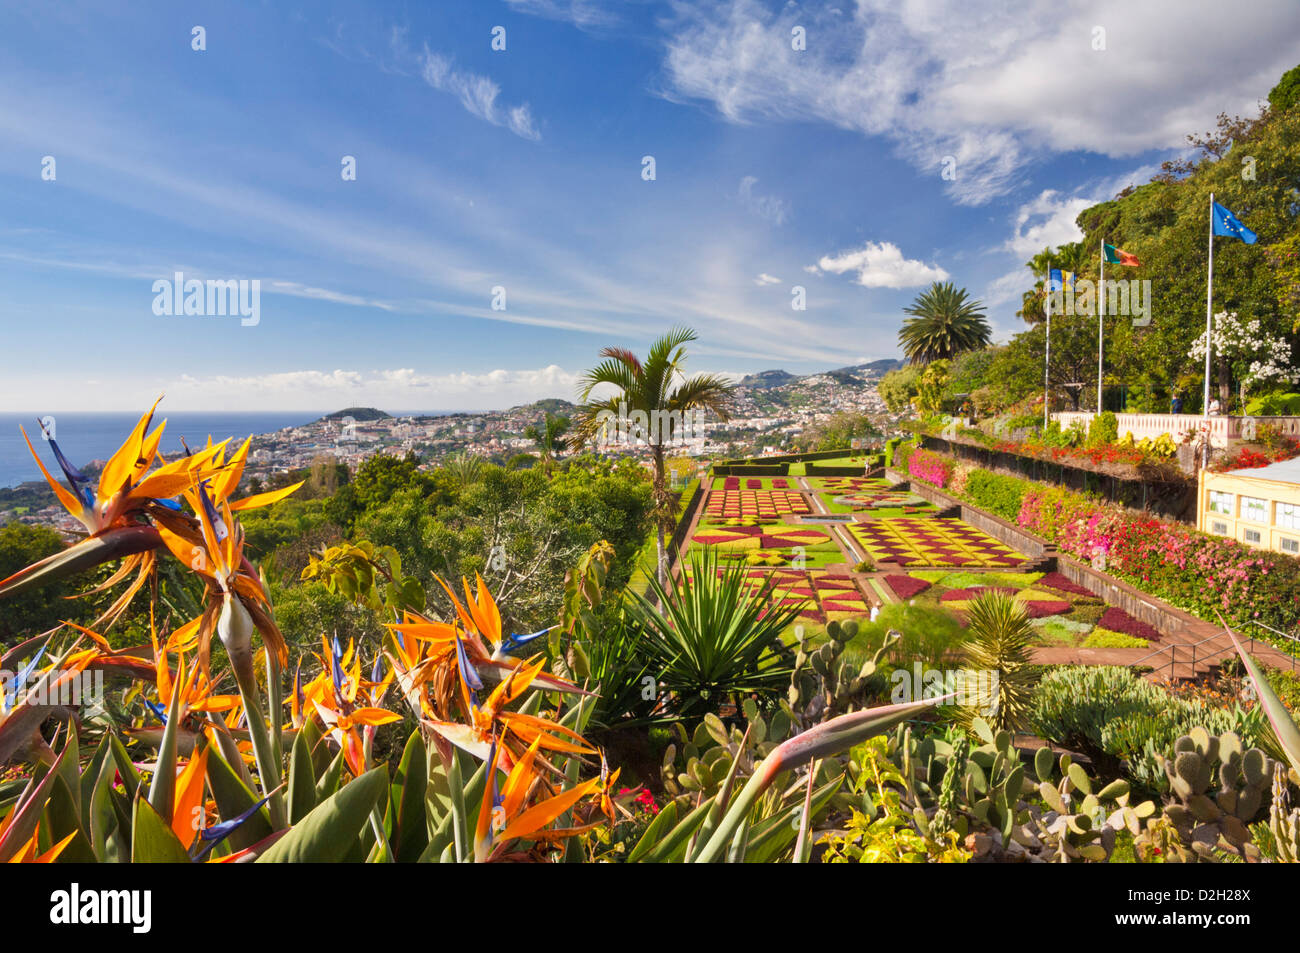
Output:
[523, 412, 569, 476]
[899, 282, 991, 365]
[572, 327, 734, 585]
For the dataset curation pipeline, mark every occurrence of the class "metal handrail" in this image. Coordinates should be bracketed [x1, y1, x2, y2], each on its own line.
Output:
[1130, 620, 1299, 679]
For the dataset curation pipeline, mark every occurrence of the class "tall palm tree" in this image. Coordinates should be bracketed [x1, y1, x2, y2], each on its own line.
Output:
[899, 282, 991, 365]
[572, 327, 734, 585]
[523, 412, 569, 476]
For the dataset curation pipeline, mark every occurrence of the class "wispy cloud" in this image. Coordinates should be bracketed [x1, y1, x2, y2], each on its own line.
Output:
[815, 242, 949, 290]
[503, 0, 619, 30]
[418, 47, 540, 140]
[659, 0, 1300, 204]
[738, 175, 789, 225]
[753, 272, 781, 286]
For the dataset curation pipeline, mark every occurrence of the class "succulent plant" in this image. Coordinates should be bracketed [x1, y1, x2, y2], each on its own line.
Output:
[1150, 727, 1273, 863]
[1268, 763, 1300, 864]
[885, 718, 1154, 863]
[786, 620, 897, 726]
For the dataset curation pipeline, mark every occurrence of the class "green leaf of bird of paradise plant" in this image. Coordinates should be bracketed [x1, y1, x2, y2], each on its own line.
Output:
[131, 795, 191, 863]
[205, 744, 276, 852]
[255, 766, 388, 863]
[388, 731, 428, 863]
[1223, 620, 1300, 777]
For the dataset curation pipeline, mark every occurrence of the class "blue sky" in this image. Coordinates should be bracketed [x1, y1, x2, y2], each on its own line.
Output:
[2, 0, 1298, 411]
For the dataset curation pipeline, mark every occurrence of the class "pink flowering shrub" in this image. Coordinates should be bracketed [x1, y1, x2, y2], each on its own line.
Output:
[907, 448, 953, 488]
[1017, 484, 1300, 631]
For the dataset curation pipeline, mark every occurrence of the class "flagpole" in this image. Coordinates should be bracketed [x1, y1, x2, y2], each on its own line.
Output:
[1203, 192, 1215, 468]
[1098, 238, 1105, 414]
[1044, 261, 1052, 430]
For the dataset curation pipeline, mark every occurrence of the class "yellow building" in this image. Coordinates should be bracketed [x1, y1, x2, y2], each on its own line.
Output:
[1198, 458, 1300, 556]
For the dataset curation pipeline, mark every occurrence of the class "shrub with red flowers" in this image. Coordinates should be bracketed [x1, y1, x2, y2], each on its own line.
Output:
[1211, 441, 1300, 472]
[907, 448, 953, 488]
[1016, 482, 1300, 632]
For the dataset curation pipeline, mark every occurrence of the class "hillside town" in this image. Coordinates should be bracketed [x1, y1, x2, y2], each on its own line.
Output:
[0, 360, 901, 536]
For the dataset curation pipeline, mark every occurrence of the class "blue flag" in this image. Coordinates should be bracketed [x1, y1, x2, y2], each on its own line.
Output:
[1046, 269, 1074, 293]
[1212, 201, 1257, 244]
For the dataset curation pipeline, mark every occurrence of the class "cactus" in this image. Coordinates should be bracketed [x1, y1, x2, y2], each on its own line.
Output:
[883, 718, 1154, 862]
[1268, 763, 1300, 864]
[1148, 727, 1273, 863]
[787, 621, 897, 726]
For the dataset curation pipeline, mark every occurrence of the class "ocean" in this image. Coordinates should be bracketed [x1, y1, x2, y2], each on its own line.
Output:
[0, 411, 324, 489]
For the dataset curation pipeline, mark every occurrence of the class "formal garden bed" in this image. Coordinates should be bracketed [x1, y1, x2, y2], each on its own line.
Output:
[880, 569, 1165, 648]
[704, 483, 811, 519]
[682, 565, 875, 627]
[847, 516, 1027, 568]
[689, 521, 845, 568]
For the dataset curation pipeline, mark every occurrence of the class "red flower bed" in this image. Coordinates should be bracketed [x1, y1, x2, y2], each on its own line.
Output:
[1022, 600, 1072, 618]
[884, 574, 930, 600]
[1097, 606, 1161, 641]
[1037, 571, 1094, 597]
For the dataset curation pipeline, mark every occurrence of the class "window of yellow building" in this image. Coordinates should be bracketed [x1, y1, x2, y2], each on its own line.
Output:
[1278, 502, 1300, 530]
[1208, 490, 1234, 515]
[1241, 496, 1267, 523]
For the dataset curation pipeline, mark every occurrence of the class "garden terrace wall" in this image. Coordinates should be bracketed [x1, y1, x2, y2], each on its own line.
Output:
[915, 433, 1196, 521]
[1055, 554, 1215, 647]
[667, 479, 705, 563]
[803, 463, 872, 477]
[903, 479, 1049, 558]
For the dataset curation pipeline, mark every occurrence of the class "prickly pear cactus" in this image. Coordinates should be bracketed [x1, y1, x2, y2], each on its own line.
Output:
[1150, 727, 1273, 863]
[888, 718, 1153, 862]
[787, 621, 897, 726]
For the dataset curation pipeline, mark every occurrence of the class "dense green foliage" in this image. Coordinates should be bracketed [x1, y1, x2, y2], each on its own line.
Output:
[0, 523, 84, 641]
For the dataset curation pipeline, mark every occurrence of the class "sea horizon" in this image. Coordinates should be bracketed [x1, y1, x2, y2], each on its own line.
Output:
[0, 409, 472, 490]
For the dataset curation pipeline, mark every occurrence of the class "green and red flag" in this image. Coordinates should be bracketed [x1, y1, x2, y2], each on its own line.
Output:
[1103, 243, 1140, 266]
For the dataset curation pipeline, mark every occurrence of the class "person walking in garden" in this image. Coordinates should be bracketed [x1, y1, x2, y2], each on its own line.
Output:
[1170, 394, 1183, 414]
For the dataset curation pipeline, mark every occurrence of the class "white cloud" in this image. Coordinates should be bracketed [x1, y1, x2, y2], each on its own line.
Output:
[418, 47, 541, 140]
[1004, 190, 1093, 261]
[660, 0, 1300, 204]
[738, 175, 790, 225]
[754, 272, 781, 285]
[816, 241, 949, 289]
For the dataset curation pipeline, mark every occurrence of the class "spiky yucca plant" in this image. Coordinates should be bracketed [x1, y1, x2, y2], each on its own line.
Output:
[954, 591, 1036, 735]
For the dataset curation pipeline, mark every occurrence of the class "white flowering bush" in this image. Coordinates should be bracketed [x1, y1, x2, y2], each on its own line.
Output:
[1188, 311, 1299, 394]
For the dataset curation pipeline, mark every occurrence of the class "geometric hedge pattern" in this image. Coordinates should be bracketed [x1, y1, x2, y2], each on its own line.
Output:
[705, 489, 810, 520]
[684, 568, 872, 624]
[848, 517, 1025, 567]
[690, 524, 833, 550]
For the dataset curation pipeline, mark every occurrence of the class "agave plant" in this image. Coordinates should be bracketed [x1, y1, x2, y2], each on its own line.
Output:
[624, 550, 802, 720]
